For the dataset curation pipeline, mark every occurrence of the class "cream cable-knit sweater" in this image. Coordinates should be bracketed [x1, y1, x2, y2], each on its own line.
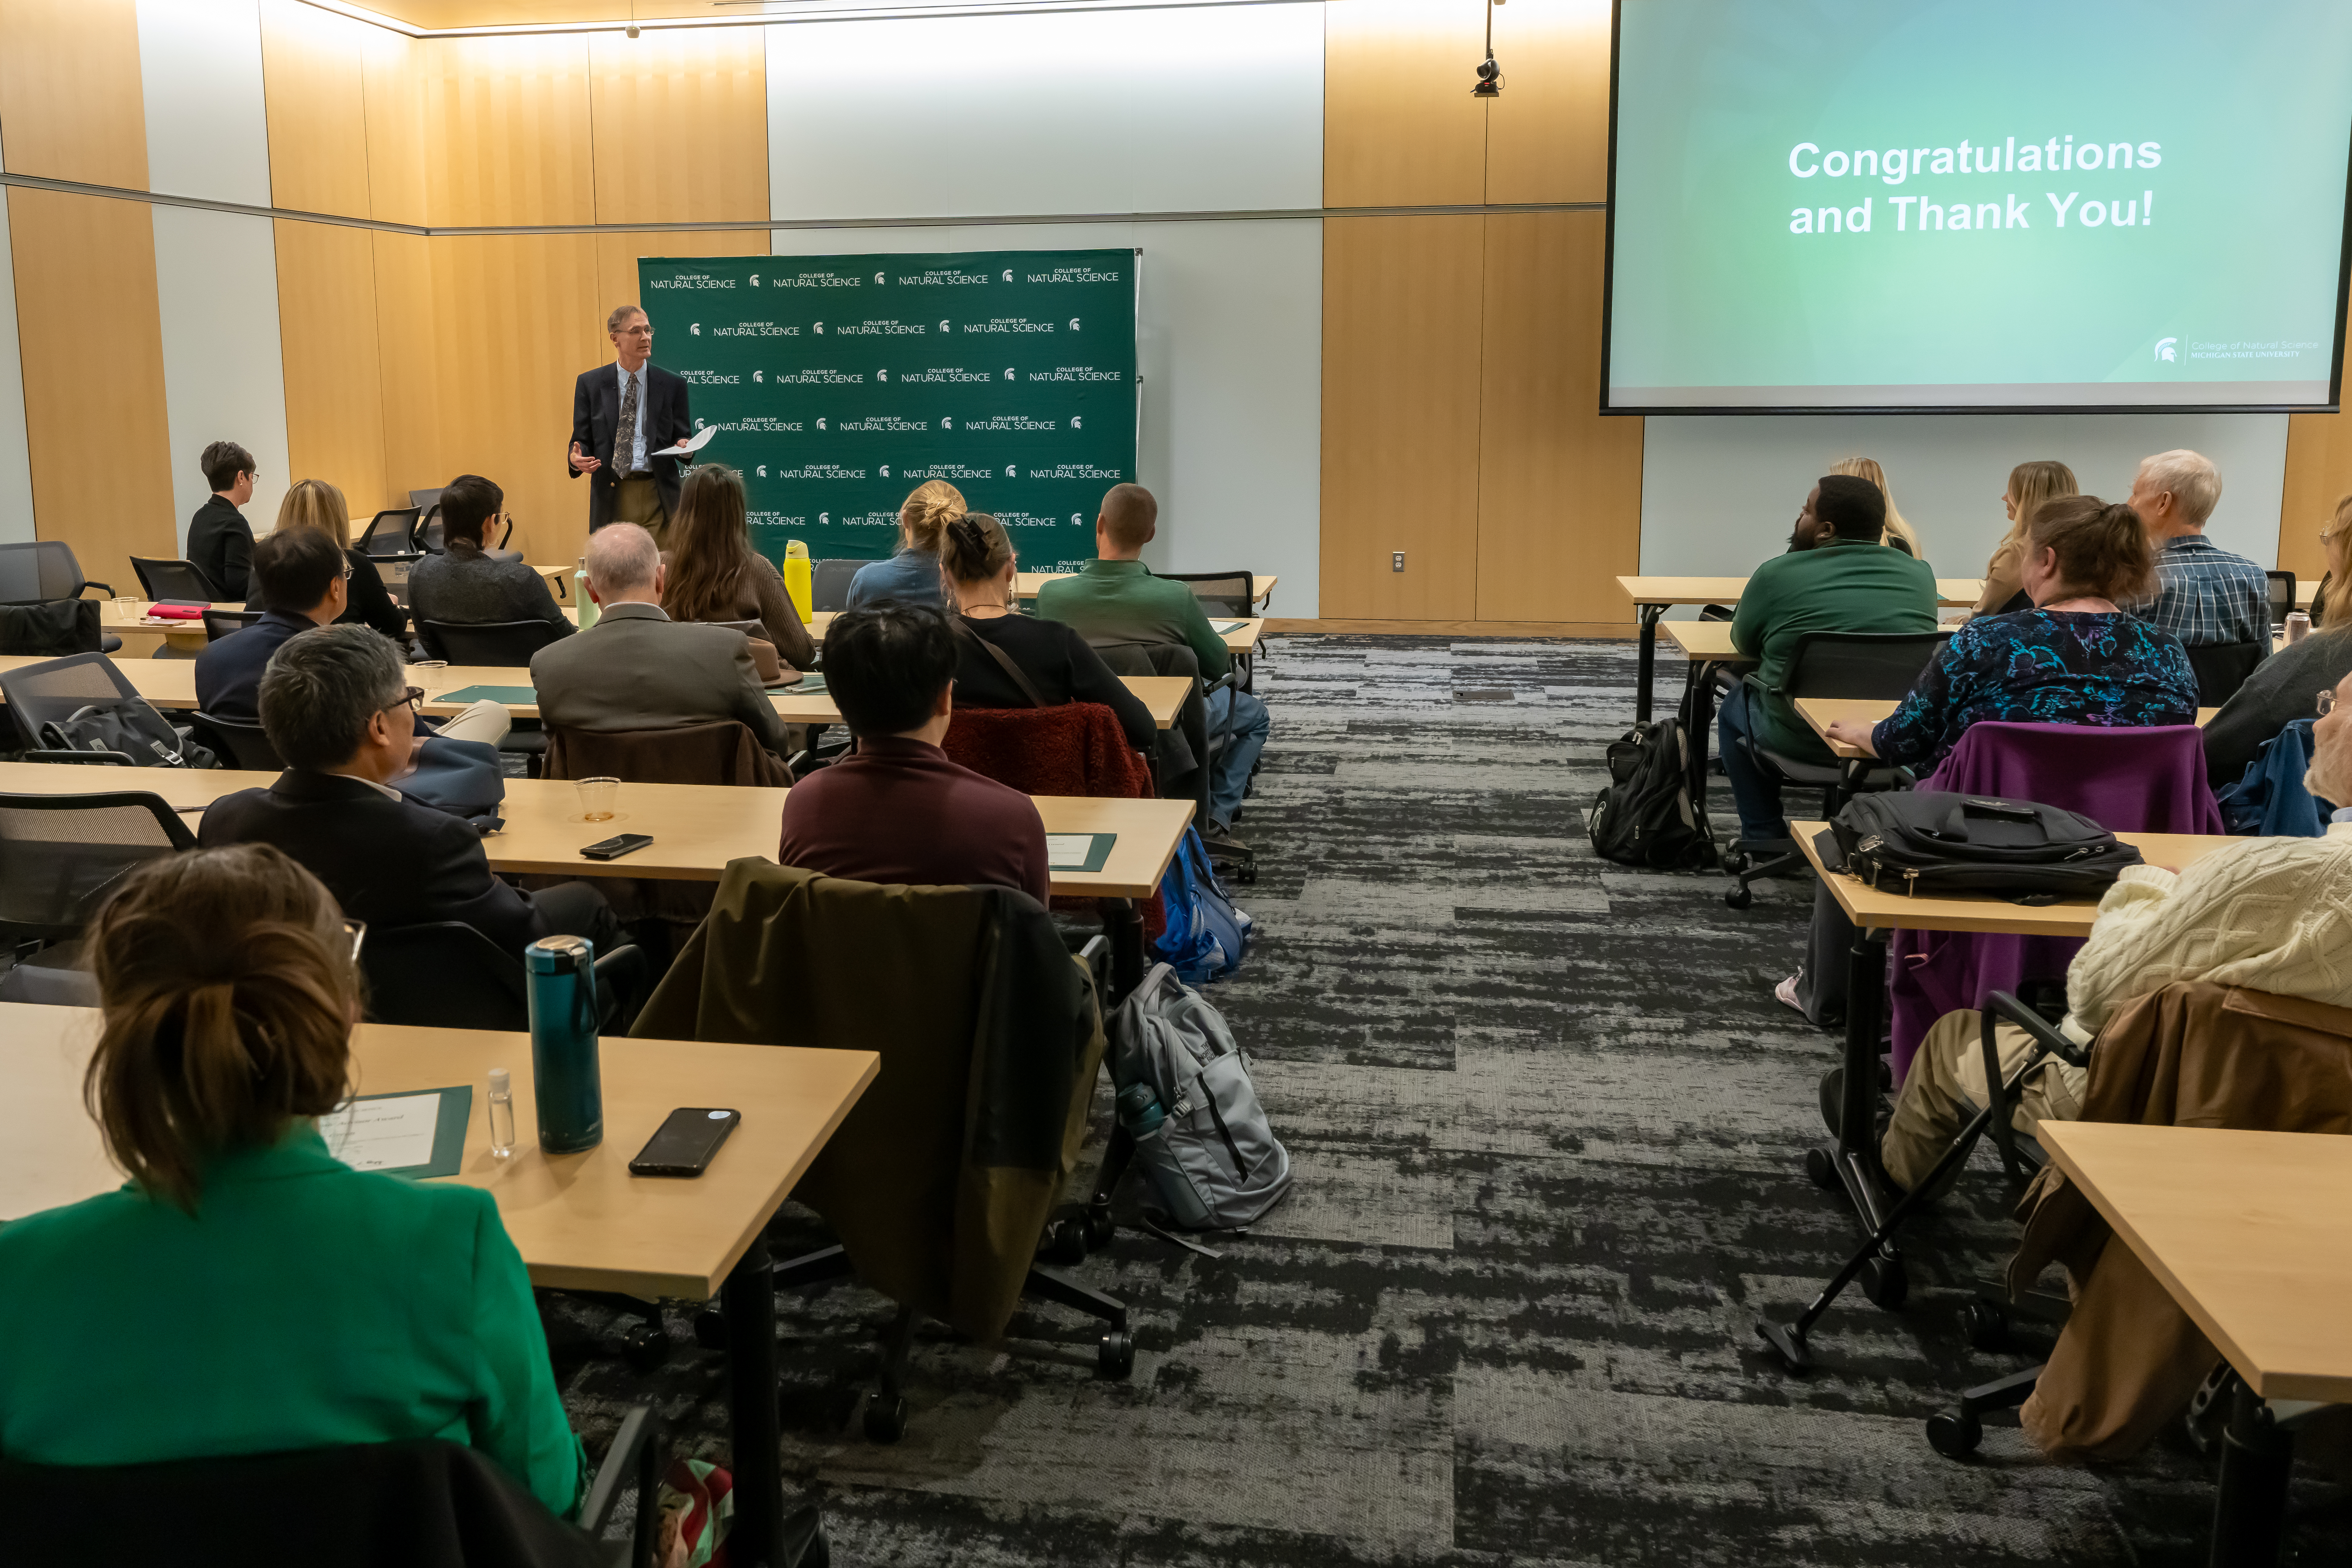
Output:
[2061, 821, 2352, 1045]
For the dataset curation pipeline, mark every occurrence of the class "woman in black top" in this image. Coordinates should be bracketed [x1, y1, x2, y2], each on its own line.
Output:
[941, 513, 1155, 751]
[247, 480, 407, 640]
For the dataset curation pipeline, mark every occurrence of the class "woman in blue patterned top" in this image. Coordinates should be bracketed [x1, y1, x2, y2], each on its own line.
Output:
[1825, 496, 2199, 774]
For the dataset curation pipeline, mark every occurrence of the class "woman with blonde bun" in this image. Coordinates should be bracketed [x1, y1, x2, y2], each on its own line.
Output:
[1829, 456, 1922, 560]
[846, 479, 965, 609]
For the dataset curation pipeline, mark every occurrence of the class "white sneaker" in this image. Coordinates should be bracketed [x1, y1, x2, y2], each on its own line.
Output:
[1774, 973, 1805, 1013]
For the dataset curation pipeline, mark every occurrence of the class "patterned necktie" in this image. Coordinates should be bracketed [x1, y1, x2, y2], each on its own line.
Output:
[617, 368, 641, 474]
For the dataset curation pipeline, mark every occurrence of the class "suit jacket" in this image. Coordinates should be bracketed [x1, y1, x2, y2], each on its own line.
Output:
[528, 601, 789, 756]
[568, 362, 692, 528]
[186, 495, 254, 601]
[193, 609, 315, 719]
[198, 771, 553, 957]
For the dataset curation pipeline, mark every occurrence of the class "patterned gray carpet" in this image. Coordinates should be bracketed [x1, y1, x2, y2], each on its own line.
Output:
[555, 634, 2350, 1566]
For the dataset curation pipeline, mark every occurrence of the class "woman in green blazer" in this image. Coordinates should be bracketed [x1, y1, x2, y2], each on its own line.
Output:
[0, 845, 585, 1519]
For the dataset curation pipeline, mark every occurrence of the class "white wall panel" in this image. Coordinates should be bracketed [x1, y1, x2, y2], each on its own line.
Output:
[135, 0, 272, 207]
[1639, 415, 2291, 603]
[766, 4, 1323, 221]
[0, 189, 34, 544]
[152, 206, 289, 547]
[772, 219, 1323, 616]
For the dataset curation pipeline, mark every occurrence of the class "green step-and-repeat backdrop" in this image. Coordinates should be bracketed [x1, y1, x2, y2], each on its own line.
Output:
[639, 249, 1139, 573]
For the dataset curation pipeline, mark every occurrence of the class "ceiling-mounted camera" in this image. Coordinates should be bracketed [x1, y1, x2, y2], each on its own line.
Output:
[1472, 0, 1502, 98]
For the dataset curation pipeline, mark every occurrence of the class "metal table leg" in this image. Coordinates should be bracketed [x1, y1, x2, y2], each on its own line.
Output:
[1634, 603, 1667, 723]
[2209, 1381, 2296, 1568]
[721, 1234, 785, 1568]
[1684, 659, 1719, 817]
[1100, 897, 1145, 1006]
[1815, 925, 1907, 1303]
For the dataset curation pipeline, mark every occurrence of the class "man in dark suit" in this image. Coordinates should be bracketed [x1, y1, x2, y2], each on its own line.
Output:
[568, 305, 693, 546]
[199, 623, 618, 954]
[186, 439, 258, 600]
[531, 522, 791, 758]
[194, 526, 346, 720]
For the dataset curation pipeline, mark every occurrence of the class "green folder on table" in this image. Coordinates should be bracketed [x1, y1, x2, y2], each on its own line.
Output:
[1046, 832, 1116, 873]
[322, 1085, 471, 1179]
[767, 672, 826, 694]
[1212, 621, 1250, 634]
[435, 685, 537, 706]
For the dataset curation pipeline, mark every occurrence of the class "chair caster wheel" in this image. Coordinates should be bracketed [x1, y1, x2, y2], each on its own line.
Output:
[1082, 1203, 1117, 1250]
[1803, 1145, 1840, 1191]
[1926, 1409, 1983, 1458]
[863, 1393, 908, 1444]
[1037, 1210, 1089, 1266]
[1860, 1254, 1909, 1311]
[692, 1309, 729, 1351]
[1098, 1331, 1135, 1379]
[620, 1321, 670, 1371]
[1962, 1301, 2009, 1352]
[1724, 885, 1753, 910]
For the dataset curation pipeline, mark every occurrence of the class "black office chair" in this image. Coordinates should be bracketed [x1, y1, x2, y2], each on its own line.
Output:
[201, 608, 267, 642]
[0, 790, 196, 951]
[1722, 630, 1952, 910]
[186, 710, 286, 771]
[0, 652, 182, 758]
[0, 1403, 685, 1568]
[357, 507, 422, 557]
[2184, 639, 2265, 708]
[811, 558, 877, 612]
[0, 599, 102, 657]
[2266, 570, 2297, 632]
[419, 617, 572, 666]
[361, 920, 646, 1034]
[0, 539, 111, 603]
[1162, 570, 1261, 692]
[413, 503, 444, 554]
[407, 485, 445, 516]
[129, 556, 223, 604]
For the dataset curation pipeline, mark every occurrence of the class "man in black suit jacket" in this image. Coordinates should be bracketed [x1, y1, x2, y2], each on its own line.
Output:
[568, 304, 693, 545]
[186, 439, 257, 600]
[198, 622, 618, 956]
[194, 526, 347, 720]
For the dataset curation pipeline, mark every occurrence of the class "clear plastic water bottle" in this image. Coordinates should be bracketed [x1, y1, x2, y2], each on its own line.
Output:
[487, 1067, 517, 1159]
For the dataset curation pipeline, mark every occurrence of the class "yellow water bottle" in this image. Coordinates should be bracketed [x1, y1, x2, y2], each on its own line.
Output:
[572, 556, 599, 631]
[782, 539, 813, 624]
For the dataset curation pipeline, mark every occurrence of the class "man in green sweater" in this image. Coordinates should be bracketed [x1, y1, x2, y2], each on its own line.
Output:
[1719, 474, 1939, 840]
[1036, 484, 1270, 832]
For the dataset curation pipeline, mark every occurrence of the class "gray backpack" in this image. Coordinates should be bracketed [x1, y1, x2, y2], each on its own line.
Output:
[1109, 963, 1292, 1229]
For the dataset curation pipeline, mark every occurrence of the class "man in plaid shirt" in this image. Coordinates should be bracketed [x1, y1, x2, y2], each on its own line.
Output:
[2124, 448, 2271, 652]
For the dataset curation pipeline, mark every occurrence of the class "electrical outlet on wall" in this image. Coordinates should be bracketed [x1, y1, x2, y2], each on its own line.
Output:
[1392, 551, 1406, 572]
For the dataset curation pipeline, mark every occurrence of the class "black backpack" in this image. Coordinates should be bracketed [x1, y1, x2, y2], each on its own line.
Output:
[38, 700, 217, 770]
[1825, 791, 2142, 900]
[1588, 718, 1717, 870]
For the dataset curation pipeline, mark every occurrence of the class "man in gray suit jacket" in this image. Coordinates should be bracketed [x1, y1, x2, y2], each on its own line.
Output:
[531, 523, 790, 757]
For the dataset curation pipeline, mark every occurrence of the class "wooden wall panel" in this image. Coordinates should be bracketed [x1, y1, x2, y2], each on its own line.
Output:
[593, 229, 771, 324]
[1475, 212, 1640, 622]
[1485, 0, 1612, 205]
[428, 235, 603, 569]
[276, 219, 388, 512]
[258, 0, 372, 218]
[363, 30, 429, 226]
[8, 190, 175, 586]
[1324, 0, 1488, 208]
[0, 0, 148, 188]
[373, 231, 440, 500]
[2279, 291, 2352, 583]
[421, 36, 595, 228]
[1320, 216, 1485, 619]
[588, 29, 768, 225]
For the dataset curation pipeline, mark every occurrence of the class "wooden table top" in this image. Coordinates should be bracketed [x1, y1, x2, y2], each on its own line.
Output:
[1792, 696, 2221, 759]
[2037, 1122, 2352, 1404]
[0, 761, 1194, 899]
[1659, 620, 1744, 661]
[0, 1003, 878, 1300]
[1619, 575, 1984, 609]
[1790, 819, 2239, 936]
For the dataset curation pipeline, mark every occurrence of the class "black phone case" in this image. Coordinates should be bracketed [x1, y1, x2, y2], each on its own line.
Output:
[628, 1108, 739, 1177]
[581, 833, 653, 861]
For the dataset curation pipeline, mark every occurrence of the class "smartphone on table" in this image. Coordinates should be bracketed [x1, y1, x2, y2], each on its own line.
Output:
[629, 1108, 741, 1177]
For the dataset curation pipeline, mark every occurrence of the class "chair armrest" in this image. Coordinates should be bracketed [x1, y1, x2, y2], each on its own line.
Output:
[1077, 933, 1110, 998]
[1983, 989, 2089, 1069]
[22, 748, 135, 766]
[578, 1403, 661, 1552]
[79, 581, 114, 599]
[592, 943, 648, 1034]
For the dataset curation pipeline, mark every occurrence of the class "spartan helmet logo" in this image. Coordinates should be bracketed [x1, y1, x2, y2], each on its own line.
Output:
[1004, 367, 1014, 380]
[939, 320, 950, 334]
[2155, 337, 2179, 362]
[820, 512, 828, 525]
[1005, 464, 1016, 477]
[1002, 268, 1013, 281]
[878, 368, 888, 381]
[813, 322, 824, 334]
[1069, 318, 1080, 331]
[875, 271, 885, 284]
[757, 464, 767, 477]
[690, 323, 701, 335]
[816, 417, 826, 430]
[1072, 415, 1083, 429]
[881, 463, 890, 477]
[750, 274, 760, 286]
[753, 369, 763, 382]
[942, 416, 952, 429]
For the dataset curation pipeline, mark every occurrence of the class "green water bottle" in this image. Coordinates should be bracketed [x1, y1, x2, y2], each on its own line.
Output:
[525, 935, 603, 1155]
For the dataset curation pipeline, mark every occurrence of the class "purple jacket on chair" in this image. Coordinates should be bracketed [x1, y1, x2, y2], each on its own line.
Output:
[1886, 721, 2226, 1082]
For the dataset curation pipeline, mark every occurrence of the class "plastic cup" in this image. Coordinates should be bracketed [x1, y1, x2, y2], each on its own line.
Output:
[577, 777, 620, 822]
[112, 595, 138, 616]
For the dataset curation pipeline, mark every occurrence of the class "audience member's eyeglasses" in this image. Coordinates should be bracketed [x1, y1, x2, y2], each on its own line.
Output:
[386, 686, 425, 716]
[341, 917, 367, 965]
[2319, 690, 2338, 717]
[342, 564, 355, 581]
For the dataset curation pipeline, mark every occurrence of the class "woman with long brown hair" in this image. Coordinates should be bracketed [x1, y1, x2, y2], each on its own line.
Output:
[0, 845, 586, 1518]
[845, 479, 965, 609]
[661, 463, 815, 673]
[1973, 459, 2080, 614]
[248, 477, 409, 639]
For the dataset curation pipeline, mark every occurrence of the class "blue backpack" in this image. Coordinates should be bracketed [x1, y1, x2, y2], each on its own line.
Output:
[1150, 826, 1253, 983]
[2215, 718, 2327, 838]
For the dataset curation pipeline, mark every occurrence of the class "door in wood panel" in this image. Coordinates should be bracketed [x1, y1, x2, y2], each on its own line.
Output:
[1321, 215, 1484, 620]
[373, 231, 439, 500]
[419, 35, 596, 228]
[258, 0, 371, 218]
[588, 28, 767, 225]
[1485, 0, 1612, 205]
[429, 234, 603, 569]
[1476, 211, 1641, 624]
[276, 219, 388, 512]
[0, 0, 148, 188]
[9, 190, 175, 585]
[1324, 0, 1488, 208]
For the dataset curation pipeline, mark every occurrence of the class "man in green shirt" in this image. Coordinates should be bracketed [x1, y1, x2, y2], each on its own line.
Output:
[1036, 484, 1271, 832]
[1719, 474, 1939, 840]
